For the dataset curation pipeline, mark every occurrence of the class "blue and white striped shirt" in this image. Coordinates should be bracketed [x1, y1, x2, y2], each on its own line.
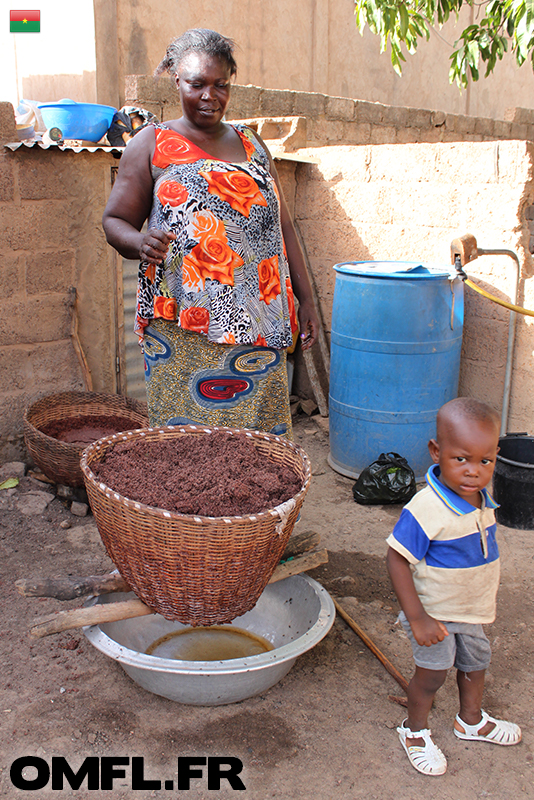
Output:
[387, 465, 500, 624]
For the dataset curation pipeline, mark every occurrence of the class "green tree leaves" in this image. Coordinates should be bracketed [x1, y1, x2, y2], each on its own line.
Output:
[354, 0, 534, 87]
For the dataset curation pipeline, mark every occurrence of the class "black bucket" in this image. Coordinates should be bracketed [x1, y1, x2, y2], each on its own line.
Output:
[493, 434, 534, 529]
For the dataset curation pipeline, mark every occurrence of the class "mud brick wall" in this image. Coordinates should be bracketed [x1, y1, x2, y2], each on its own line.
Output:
[126, 76, 534, 147]
[292, 141, 534, 432]
[0, 103, 118, 461]
[3, 91, 534, 461]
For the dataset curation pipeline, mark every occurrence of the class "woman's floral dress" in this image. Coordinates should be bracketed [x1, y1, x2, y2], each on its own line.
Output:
[138, 123, 297, 438]
[136, 123, 298, 348]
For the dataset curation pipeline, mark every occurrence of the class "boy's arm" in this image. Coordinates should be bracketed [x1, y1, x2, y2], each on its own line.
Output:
[386, 546, 449, 647]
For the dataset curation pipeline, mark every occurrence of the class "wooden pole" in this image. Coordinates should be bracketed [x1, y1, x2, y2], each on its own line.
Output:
[68, 286, 93, 391]
[16, 573, 130, 601]
[333, 598, 409, 694]
[30, 598, 153, 638]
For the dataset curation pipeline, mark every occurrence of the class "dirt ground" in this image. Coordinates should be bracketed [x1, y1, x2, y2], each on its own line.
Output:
[1, 415, 533, 800]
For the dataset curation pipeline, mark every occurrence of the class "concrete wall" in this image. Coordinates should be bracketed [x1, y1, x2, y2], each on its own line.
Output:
[293, 141, 534, 432]
[21, 71, 97, 106]
[99, 0, 534, 120]
[126, 76, 534, 147]
[0, 103, 118, 461]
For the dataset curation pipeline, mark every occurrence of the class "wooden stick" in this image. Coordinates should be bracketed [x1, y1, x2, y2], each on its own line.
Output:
[67, 286, 93, 392]
[302, 349, 329, 417]
[17, 532, 322, 602]
[388, 695, 408, 708]
[268, 548, 327, 582]
[16, 573, 130, 601]
[293, 222, 330, 417]
[333, 598, 409, 694]
[294, 221, 331, 373]
[30, 598, 153, 638]
[281, 530, 321, 560]
[29, 549, 329, 638]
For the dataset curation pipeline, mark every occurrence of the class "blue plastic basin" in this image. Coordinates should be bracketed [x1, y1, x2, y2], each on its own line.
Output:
[328, 261, 464, 480]
[38, 100, 116, 142]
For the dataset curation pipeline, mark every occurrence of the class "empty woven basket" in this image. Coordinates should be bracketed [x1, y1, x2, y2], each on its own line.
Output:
[24, 391, 149, 487]
[80, 425, 312, 625]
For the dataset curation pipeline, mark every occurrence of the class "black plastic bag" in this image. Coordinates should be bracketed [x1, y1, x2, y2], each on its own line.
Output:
[352, 452, 417, 505]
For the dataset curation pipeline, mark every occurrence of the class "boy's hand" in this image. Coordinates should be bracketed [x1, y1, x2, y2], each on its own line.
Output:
[386, 547, 449, 647]
[410, 614, 449, 647]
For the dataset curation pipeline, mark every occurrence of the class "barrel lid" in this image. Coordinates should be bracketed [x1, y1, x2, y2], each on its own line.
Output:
[334, 261, 454, 279]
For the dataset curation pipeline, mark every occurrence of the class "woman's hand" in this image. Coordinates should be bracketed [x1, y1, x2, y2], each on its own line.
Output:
[102, 126, 160, 260]
[139, 229, 177, 265]
[298, 299, 319, 351]
[410, 613, 449, 647]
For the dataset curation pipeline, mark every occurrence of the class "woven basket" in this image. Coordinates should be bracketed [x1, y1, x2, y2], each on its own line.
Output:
[24, 391, 149, 487]
[80, 425, 312, 625]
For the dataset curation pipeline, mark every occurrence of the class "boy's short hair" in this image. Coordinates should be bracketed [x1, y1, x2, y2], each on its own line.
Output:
[436, 398, 500, 440]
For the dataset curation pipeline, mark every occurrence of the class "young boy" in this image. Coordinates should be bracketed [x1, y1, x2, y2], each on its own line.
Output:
[387, 397, 521, 776]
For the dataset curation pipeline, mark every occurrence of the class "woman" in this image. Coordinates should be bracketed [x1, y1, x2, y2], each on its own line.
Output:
[102, 29, 319, 438]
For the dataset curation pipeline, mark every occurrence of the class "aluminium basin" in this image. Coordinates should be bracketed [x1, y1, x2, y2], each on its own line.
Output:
[84, 575, 335, 705]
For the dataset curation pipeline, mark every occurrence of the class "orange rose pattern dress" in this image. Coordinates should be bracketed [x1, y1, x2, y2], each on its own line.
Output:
[139, 124, 298, 437]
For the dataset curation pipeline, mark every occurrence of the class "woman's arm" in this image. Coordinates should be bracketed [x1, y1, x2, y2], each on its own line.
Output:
[386, 547, 449, 646]
[249, 131, 319, 350]
[102, 126, 176, 265]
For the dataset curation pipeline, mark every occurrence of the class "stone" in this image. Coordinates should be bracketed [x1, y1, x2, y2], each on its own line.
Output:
[57, 484, 76, 499]
[290, 402, 300, 417]
[0, 461, 26, 481]
[66, 523, 101, 549]
[431, 110, 446, 127]
[300, 399, 318, 416]
[70, 501, 89, 517]
[16, 491, 55, 515]
[313, 416, 330, 435]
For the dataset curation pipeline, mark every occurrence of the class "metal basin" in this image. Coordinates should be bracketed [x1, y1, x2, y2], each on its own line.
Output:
[84, 575, 335, 705]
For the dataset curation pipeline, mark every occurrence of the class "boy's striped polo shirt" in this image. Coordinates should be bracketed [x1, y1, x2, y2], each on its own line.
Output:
[387, 465, 500, 624]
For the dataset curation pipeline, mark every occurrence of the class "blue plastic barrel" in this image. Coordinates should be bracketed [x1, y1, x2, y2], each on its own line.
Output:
[328, 262, 464, 480]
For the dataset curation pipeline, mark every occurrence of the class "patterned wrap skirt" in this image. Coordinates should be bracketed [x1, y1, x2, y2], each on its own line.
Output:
[143, 319, 293, 439]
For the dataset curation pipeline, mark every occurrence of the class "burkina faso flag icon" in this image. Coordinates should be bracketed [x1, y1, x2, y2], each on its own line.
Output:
[10, 10, 40, 32]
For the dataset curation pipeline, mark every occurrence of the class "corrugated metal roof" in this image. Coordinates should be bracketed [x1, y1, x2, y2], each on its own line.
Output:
[5, 139, 318, 161]
[4, 139, 123, 153]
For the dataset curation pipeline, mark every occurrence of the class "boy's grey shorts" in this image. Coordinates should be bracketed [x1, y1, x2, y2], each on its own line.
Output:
[398, 611, 491, 672]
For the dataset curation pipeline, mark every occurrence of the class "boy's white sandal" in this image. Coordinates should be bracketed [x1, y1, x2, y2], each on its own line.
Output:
[397, 720, 447, 775]
[454, 711, 522, 745]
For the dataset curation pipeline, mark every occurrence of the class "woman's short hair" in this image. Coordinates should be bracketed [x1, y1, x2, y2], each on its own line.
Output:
[155, 29, 237, 77]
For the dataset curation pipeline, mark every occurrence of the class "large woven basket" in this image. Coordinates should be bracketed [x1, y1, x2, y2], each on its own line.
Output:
[24, 391, 149, 487]
[80, 425, 312, 625]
